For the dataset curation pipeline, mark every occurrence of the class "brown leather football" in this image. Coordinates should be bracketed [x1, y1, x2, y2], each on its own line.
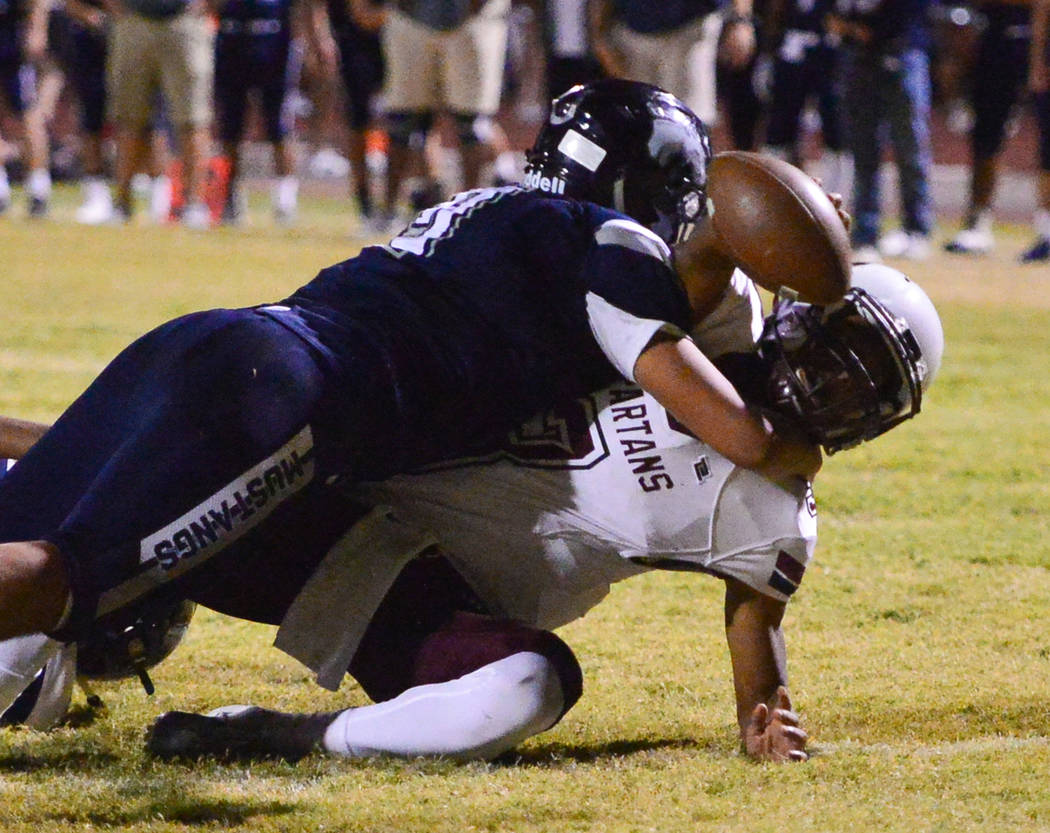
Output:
[706, 151, 851, 304]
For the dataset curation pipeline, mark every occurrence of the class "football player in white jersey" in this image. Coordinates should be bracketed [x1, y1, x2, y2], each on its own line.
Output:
[0, 262, 943, 765]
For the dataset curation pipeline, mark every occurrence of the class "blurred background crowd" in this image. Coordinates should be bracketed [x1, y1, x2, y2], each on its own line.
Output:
[1, 0, 1048, 262]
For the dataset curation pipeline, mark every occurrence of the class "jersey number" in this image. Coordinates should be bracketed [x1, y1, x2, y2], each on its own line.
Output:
[383, 187, 510, 258]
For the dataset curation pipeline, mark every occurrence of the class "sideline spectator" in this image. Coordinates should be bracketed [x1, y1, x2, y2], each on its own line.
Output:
[61, 0, 114, 223]
[1023, 0, 1050, 261]
[378, 0, 512, 230]
[214, 0, 300, 225]
[829, 0, 935, 262]
[718, 0, 766, 150]
[589, 0, 756, 129]
[943, 1, 1033, 256]
[537, 0, 603, 107]
[760, 0, 850, 195]
[306, 0, 385, 222]
[106, 0, 215, 228]
[0, 0, 52, 217]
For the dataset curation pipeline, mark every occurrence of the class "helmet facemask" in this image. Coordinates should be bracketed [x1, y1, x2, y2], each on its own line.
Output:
[760, 289, 926, 453]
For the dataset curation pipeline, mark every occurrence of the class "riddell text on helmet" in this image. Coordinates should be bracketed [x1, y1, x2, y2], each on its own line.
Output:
[522, 170, 567, 195]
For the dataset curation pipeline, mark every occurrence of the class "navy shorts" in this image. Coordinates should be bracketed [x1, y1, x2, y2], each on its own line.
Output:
[766, 43, 844, 151]
[0, 309, 328, 641]
[215, 30, 294, 143]
[0, 28, 34, 114]
[59, 24, 108, 134]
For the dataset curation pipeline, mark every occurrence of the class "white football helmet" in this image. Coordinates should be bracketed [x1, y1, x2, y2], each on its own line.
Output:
[760, 264, 944, 453]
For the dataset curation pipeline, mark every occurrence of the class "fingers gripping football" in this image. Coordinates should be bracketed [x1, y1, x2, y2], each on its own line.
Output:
[744, 686, 809, 763]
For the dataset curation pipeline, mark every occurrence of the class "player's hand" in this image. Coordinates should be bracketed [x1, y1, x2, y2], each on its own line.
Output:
[807, 175, 852, 234]
[744, 686, 808, 763]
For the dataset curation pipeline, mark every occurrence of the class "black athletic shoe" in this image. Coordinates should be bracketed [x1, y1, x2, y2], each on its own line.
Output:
[27, 195, 49, 219]
[1019, 237, 1050, 264]
[147, 705, 338, 762]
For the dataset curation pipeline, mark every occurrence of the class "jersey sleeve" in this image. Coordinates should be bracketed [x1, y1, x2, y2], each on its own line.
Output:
[704, 472, 817, 603]
[581, 217, 692, 381]
[690, 269, 764, 359]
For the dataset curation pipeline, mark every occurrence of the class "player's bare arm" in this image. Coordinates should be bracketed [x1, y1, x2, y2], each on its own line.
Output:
[0, 416, 48, 460]
[722, 577, 808, 762]
[633, 337, 821, 488]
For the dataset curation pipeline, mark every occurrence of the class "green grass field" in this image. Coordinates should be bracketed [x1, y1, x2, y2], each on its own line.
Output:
[2, 188, 1050, 832]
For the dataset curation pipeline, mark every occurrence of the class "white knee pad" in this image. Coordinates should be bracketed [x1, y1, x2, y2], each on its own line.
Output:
[324, 651, 565, 761]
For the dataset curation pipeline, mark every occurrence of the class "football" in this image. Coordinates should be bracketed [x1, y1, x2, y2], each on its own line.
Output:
[706, 151, 851, 304]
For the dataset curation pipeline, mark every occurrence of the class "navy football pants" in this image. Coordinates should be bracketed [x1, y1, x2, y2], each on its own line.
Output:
[0, 309, 326, 640]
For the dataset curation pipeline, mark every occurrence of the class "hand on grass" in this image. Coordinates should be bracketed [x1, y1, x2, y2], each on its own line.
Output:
[744, 686, 808, 763]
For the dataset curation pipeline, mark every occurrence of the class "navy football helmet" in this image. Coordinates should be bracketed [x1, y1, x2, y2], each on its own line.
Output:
[524, 79, 712, 245]
[77, 597, 196, 693]
[0, 597, 196, 730]
[760, 264, 944, 454]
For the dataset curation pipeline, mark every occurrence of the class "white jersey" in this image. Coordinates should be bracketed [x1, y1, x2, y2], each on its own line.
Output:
[361, 270, 814, 630]
[363, 384, 816, 631]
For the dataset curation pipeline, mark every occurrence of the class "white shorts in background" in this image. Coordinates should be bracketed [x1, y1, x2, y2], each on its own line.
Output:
[382, 1, 509, 115]
[609, 12, 722, 125]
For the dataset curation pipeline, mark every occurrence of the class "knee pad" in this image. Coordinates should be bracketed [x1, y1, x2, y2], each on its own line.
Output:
[412, 612, 583, 720]
[385, 111, 433, 148]
[325, 650, 570, 761]
[452, 113, 494, 148]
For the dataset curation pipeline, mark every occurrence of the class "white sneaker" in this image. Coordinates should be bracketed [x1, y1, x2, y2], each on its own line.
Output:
[182, 201, 211, 230]
[75, 180, 114, 225]
[943, 226, 994, 255]
[852, 245, 882, 264]
[876, 229, 910, 258]
[878, 230, 930, 261]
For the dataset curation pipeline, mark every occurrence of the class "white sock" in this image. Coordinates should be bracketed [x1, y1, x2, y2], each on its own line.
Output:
[323, 652, 565, 761]
[1034, 209, 1050, 240]
[273, 175, 298, 213]
[150, 175, 173, 223]
[0, 167, 10, 201]
[0, 633, 62, 714]
[27, 168, 51, 200]
[970, 208, 993, 234]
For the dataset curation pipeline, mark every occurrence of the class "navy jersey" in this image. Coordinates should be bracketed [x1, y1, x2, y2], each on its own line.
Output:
[268, 187, 691, 478]
[0, 186, 689, 642]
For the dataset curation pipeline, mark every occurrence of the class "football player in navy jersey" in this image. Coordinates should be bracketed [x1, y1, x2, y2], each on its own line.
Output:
[0, 81, 824, 690]
[213, 0, 300, 224]
[0, 264, 943, 763]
